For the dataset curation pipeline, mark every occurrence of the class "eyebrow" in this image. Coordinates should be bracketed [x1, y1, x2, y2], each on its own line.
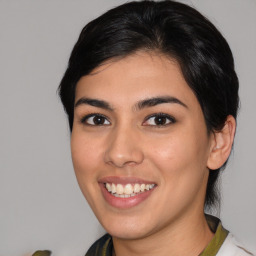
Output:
[136, 96, 188, 110]
[75, 97, 114, 111]
[74, 96, 187, 111]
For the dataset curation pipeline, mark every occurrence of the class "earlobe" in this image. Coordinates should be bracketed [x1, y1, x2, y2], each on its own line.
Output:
[207, 115, 236, 170]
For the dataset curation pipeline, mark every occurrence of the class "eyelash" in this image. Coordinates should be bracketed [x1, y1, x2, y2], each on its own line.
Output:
[80, 113, 110, 126]
[80, 113, 176, 127]
[143, 113, 176, 127]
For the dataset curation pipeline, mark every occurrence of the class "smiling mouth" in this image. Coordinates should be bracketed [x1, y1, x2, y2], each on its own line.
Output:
[104, 183, 156, 198]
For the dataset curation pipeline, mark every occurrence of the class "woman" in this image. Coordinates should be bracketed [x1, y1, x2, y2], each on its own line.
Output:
[34, 0, 253, 255]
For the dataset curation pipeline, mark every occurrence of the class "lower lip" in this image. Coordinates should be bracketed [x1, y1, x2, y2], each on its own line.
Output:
[99, 183, 155, 209]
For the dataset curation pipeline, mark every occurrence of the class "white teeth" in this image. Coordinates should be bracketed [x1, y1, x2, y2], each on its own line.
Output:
[124, 184, 133, 194]
[134, 183, 140, 193]
[104, 182, 155, 197]
[111, 184, 116, 193]
[116, 184, 124, 195]
[106, 183, 111, 192]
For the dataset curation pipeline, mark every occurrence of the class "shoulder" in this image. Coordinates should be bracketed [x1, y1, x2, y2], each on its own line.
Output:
[32, 234, 112, 256]
[32, 250, 51, 256]
[85, 233, 112, 256]
[217, 233, 254, 256]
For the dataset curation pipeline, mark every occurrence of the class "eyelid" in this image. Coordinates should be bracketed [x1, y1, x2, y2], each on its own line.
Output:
[80, 113, 111, 126]
[143, 113, 176, 126]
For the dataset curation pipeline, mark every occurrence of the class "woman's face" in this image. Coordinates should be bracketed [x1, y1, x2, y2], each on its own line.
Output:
[71, 52, 215, 239]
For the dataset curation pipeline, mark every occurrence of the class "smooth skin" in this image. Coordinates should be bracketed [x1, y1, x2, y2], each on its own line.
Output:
[71, 52, 236, 256]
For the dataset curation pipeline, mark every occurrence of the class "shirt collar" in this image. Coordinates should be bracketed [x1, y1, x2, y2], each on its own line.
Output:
[199, 214, 229, 256]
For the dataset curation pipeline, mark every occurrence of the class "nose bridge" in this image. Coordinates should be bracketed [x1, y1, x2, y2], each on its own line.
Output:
[104, 122, 144, 167]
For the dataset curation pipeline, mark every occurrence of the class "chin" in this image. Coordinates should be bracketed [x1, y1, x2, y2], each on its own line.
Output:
[99, 214, 156, 240]
[106, 226, 151, 240]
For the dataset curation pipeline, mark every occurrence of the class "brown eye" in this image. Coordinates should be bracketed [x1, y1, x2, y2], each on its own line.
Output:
[82, 114, 110, 126]
[143, 113, 175, 126]
[92, 116, 106, 125]
[154, 116, 168, 125]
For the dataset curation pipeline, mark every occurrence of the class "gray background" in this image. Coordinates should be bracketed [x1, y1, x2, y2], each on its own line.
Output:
[0, 0, 255, 255]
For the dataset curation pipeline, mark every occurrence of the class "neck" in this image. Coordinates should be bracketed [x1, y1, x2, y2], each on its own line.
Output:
[112, 211, 214, 256]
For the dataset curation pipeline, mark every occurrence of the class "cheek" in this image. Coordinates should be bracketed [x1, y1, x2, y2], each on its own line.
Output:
[147, 132, 209, 210]
[71, 132, 105, 207]
[148, 129, 209, 178]
[71, 132, 102, 181]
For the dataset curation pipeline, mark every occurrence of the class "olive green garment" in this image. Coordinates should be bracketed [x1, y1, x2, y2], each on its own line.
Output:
[32, 250, 51, 256]
[199, 215, 229, 256]
[32, 215, 228, 256]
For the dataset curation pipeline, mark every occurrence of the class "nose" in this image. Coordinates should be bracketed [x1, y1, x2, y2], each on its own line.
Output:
[104, 126, 144, 168]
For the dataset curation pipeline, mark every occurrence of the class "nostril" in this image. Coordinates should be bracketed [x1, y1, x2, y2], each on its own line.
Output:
[103, 147, 144, 168]
[103, 128, 144, 167]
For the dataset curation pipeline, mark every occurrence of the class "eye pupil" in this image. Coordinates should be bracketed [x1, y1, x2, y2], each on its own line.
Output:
[155, 116, 166, 125]
[93, 116, 105, 125]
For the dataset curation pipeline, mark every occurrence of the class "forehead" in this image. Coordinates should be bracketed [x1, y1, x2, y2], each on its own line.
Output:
[75, 52, 198, 109]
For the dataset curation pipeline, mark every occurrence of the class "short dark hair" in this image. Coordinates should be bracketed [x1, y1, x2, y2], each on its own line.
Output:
[58, 0, 239, 208]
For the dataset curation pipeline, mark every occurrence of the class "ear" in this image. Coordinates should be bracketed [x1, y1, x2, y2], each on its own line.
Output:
[207, 115, 236, 170]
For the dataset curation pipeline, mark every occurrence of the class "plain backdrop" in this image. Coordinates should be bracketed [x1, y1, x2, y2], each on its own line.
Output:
[0, 0, 255, 255]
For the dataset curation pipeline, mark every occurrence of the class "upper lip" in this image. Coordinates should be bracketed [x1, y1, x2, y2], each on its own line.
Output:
[98, 176, 156, 185]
